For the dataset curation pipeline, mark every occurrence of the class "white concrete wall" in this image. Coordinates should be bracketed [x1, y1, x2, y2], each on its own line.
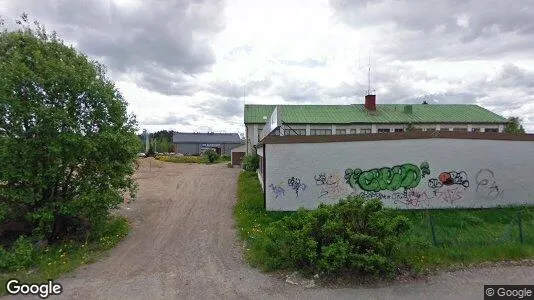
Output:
[264, 139, 534, 211]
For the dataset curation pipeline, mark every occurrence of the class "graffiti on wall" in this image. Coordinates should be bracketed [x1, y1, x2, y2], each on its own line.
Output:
[356, 188, 431, 208]
[344, 162, 430, 192]
[288, 176, 307, 197]
[314, 172, 346, 199]
[428, 171, 469, 189]
[434, 186, 464, 205]
[476, 169, 503, 199]
[268, 183, 285, 199]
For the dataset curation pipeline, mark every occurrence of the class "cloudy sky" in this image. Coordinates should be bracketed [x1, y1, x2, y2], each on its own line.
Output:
[2, 0, 534, 134]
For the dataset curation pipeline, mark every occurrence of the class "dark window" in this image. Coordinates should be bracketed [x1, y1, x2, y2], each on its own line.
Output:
[283, 129, 306, 136]
[441, 128, 450, 131]
[471, 128, 480, 132]
[425, 128, 436, 132]
[394, 128, 404, 132]
[336, 129, 347, 135]
[453, 128, 468, 132]
[310, 129, 332, 135]
[485, 128, 499, 133]
[378, 128, 390, 133]
[360, 128, 372, 134]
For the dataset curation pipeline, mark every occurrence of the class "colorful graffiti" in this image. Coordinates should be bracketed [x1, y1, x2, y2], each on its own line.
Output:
[315, 172, 346, 199]
[268, 183, 285, 199]
[428, 171, 469, 189]
[476, 169, 503, 199]
[288, 177, 307, 197]
[345, 162, 430, 192]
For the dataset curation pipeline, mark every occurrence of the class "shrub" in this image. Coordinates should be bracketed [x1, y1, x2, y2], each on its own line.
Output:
[242, 154, 260, 171]
[203, 149, 219, 163]
[227, 162, 233, 168]
[259, 197, 410, 277]
[0, 236, 36, 272]
[220, 155, 231, 161]
[0, 17, 138, 244]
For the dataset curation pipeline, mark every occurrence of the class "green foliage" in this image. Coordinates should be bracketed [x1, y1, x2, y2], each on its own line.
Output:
[504, 116, 526, 134]
[235, 171, 534, 278]
[258, 198, 410, 276]
[203, 149, 219, 163]
[0, 216, 129, 295]
[0, 236, 35, 272]
[406, 123, 415, 132]
[0, 17, 138, 244]
[227, 162, 233, 168]
[155, 155, 203, 163]
[243, 154, 260, 171]
[220, 155, 231, 161]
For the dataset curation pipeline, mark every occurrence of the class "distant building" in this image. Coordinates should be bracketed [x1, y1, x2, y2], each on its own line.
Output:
[244, 94, 509, 154]
[172, 132, 242, 156]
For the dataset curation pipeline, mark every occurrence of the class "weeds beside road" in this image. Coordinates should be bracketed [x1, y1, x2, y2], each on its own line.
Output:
[235, 171, 534, 279]
[0, 217, 129, 296]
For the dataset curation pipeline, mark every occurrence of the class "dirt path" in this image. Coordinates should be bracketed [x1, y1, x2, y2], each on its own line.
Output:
[6, 159, 534, 299]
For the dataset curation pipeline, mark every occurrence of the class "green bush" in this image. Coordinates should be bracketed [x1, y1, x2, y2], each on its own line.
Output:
[0, 236, 36, 272]
[242, 154, 260, 171]
[0, 17, 138, 244]
[259, 197, 410, 277]
[203, 149, 219, 163]
[227, 162, 233, 168]
[220, 155, 231, 161]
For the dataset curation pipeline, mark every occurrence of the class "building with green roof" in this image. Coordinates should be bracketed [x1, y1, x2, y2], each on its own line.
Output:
[243, 95, 509, 154]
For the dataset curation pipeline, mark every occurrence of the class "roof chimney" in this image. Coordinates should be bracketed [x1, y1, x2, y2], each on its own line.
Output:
[365, 94, 376, 111]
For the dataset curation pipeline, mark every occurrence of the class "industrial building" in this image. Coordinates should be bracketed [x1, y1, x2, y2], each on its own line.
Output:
[172, 132, 242, 156]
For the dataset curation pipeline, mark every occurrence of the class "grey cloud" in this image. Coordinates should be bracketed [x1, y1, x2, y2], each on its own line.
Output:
[279, 58, 327, 68]
[195, 97, 242, 120]
[330, 0, 534, 60]
[141, 114, 199, 126]
[2, 0, 226, 95]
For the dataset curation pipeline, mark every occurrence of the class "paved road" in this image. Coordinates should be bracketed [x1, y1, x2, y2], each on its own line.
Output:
[5, 159, 534, 299]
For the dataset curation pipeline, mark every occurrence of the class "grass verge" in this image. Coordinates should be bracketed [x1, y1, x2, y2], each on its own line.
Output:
[234, 171, 534, 276]
[0, 216, 129, 295]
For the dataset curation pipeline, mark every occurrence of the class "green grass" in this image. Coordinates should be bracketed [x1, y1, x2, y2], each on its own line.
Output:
[0, 216, 129, 296]
[234, 171, 293, 268]
[234, 171, 534, 274]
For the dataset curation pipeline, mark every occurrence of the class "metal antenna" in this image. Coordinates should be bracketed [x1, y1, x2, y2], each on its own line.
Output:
[367, 52, 371, 95]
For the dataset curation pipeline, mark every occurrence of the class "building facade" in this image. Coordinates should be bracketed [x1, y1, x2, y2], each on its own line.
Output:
[244, 95, 509, 154]
[173, 132, 242, 156]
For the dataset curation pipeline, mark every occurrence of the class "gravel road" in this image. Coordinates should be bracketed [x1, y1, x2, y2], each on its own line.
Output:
[5, 158, 534, 299]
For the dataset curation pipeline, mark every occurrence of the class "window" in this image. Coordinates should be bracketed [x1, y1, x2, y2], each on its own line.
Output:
[378, 128, 390, 133]
[283, 129, 306, 136]
[440, 128, 450, 131]
[310, 129, 332, 135]
[360, 128, 372, 134]
[336, 129, 347, 135]
[425, 128, 436, 132]
[394, 128, 404, 132]
[453, 128, 468, 132]
[471, 128, 480, 132]
[350, 129, 357, 134]
[485, 128, 499, 133]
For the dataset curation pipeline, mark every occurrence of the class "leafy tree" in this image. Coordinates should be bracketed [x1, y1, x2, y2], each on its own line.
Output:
[504, 117, 526, 134]
[0, 16, 139, 243]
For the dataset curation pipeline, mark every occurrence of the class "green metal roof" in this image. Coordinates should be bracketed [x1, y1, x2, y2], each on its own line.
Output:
[244, 104, 508, 124]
